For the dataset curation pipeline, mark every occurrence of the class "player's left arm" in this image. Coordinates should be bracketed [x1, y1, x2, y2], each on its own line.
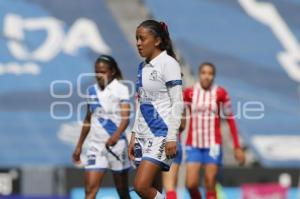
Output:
[106, 87, 131, 147]
[219, 87, 245, 165]
[179, 107, 186, 133]
[164, 60, 184, 158]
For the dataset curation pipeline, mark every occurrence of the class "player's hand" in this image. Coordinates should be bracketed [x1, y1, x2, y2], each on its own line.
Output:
[106, 133, 120, 147]
[128, 142, 135, 161]
[165, 141, 177, 159]
[72, 146, 82, 164]
[128, 133, 135, 161]
[234, 148, 245, 166]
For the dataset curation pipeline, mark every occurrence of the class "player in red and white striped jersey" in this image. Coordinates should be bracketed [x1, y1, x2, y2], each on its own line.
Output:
[184, 62, 245, 199]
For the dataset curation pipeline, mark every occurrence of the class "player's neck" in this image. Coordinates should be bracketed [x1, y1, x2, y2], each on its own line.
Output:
[98, 78, 113, 90]
[200, 83, 212, 90]
[146, 49, 162, 63]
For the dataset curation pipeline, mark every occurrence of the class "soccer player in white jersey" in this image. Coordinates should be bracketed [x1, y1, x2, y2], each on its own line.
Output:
[72, 55, 131, 199]
[128, 20, 184, 199]
[184, 63, 245, 199]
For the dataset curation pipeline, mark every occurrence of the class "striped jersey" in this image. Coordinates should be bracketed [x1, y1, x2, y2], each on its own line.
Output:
[184, 83, 240, 148]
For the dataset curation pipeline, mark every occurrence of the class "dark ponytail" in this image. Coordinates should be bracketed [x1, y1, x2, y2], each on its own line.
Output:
[95, 55, 123, 80]
[138, 20, 176, 59]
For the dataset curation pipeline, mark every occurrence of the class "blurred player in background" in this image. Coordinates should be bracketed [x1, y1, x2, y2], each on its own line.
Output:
[184, 62, 245, 199]
[72, 55, 131, 199]
[162, 109, 186, 199]
[128, 20, 184, 199]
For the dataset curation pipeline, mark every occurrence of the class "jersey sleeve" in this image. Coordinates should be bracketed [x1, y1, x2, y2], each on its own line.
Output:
[118, 84, 130, 104]
[183, 87, 193, 103]
[164, 59, 184, 141]
[218, 87, 241, 149]
[166, 84, 184, 141]
[163, 59, 182, 87]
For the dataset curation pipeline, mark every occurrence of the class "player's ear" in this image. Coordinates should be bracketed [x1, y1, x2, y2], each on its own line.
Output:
[111, 68, 116, 77]
[154, 37, 161, 47]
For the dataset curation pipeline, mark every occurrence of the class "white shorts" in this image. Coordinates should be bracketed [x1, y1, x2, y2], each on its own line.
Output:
[134, 136, 172, 171]
[85, 139, 131, 173]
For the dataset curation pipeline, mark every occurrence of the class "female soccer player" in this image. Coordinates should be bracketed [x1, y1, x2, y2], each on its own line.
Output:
[162, 109, 186, 199]
[72, 55, 131, 199]
[184, 62, 245, 199]
[128, 20, 184, 199]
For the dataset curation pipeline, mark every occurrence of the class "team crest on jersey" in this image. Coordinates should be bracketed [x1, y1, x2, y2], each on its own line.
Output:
[94, 106, 105, 117]
[149, 70, 159, 81]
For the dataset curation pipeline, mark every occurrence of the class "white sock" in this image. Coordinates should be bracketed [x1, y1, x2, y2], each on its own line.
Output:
[153, 191, 164, 199]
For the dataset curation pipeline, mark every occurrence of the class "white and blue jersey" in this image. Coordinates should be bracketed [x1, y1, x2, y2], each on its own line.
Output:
[133, 50, 183, 139]
[85, 79, 131, 172]
[87, 79, 129, 144]
[132, 51, 183, 171]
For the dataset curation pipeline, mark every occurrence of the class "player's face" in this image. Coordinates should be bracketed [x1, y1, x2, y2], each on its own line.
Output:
[199, 65, 215, 89]
[136, 26, 161, 59]
[95, 62, 114, 88]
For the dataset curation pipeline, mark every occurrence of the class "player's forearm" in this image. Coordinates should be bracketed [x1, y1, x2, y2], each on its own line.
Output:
[76, 119, 91, 148]
[167, 85, 184, 142]
[227, 117, 241, 149]
[113, 104, 130, 137]
[129, 132, 135, 146]
[113, 118, 129, 137]
[178, 108, 186, 132]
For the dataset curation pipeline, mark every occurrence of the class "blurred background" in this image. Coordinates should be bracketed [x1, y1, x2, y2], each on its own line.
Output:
[0, 0, 300, 198]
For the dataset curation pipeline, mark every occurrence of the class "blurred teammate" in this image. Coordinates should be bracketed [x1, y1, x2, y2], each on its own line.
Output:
[162, 109, 186, 199]
[128, 20, 184, 199]
[73, 55, 131, 199]
[184, 63, 245, 199]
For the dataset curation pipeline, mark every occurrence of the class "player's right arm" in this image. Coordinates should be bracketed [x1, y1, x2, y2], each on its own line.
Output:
[128, 132, 135, 161]
[128, 96, 139, 161]
[72, 107, 92, 164]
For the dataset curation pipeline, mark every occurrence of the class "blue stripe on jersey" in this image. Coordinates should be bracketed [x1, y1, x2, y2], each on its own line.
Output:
[140, 103, 168, 137]
[120, 99, 130, 103]
[88, 85, 125, 139]
[165, 80, 182, 87]
[98, 118, 125, 138]
[135, 62, 144, 92]
[88, 85, 97, 95]
[88, 86, 101, 112]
